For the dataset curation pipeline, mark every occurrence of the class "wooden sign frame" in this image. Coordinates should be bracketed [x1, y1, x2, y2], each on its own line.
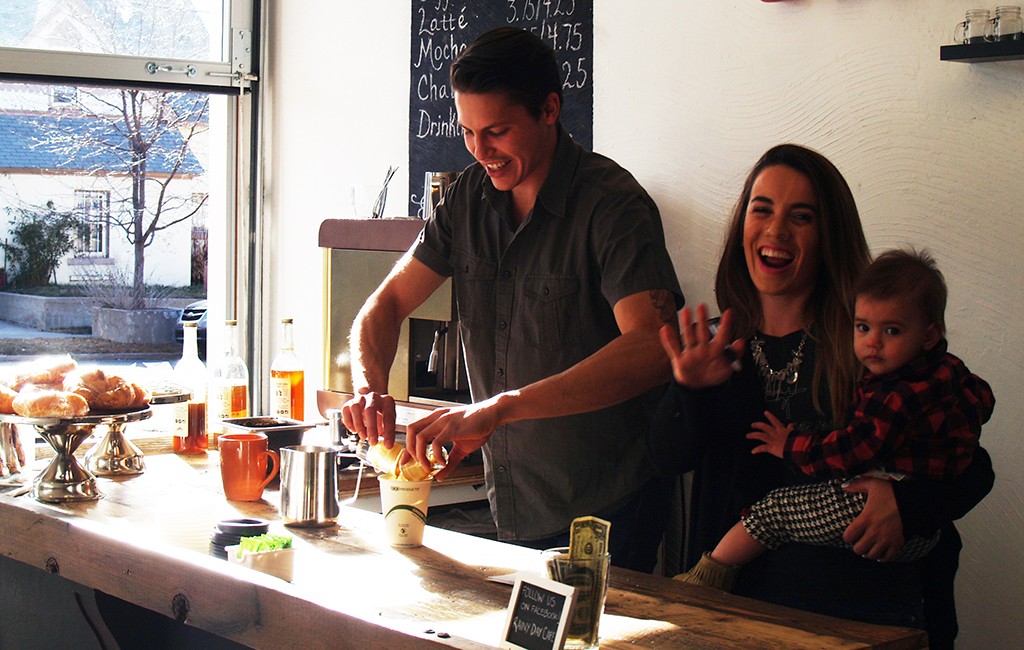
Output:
[500, 575, 577, 650]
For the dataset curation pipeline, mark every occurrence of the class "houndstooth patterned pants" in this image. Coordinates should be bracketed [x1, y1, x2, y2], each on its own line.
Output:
[741, 478, 939, 562]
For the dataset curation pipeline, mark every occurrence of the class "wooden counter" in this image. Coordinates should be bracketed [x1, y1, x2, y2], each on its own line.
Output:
[0, 453, 927, 649]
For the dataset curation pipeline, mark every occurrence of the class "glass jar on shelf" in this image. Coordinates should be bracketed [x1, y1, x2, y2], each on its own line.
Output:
[989, 6, 1024, 41]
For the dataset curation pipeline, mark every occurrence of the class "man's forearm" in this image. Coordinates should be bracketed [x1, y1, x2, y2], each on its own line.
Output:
[494, 328, 672, 426]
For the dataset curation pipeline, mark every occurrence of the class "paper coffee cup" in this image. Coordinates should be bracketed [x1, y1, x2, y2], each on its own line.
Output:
[378, 476, 431, 547]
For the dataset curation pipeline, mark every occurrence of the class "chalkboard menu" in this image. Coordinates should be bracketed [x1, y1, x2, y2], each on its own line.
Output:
[408, 0, 594, 216]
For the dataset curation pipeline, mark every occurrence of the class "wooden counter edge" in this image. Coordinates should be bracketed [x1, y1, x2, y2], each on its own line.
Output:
[0, 496, 488, 650]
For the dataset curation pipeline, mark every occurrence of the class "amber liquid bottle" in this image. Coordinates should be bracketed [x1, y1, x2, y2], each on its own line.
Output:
[270, 318, 304, 421]
[173, 321, 208, 454]
[210, 319, 249, 445]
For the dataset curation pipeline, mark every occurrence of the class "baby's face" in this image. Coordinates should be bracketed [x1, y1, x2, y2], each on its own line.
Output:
[853, 296, 940, 375]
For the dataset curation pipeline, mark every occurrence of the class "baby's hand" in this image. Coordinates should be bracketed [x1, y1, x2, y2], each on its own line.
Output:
[746, 411, 793, 458]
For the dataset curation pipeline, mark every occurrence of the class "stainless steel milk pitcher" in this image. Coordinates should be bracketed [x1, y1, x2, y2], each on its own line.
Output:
[280, 445, 340, 527]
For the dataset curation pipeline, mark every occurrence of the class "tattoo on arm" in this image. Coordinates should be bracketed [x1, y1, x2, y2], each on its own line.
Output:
[648, 289, 678, 326]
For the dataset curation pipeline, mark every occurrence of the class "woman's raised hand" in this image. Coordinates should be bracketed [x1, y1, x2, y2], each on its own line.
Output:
[658, 304, 745, 389]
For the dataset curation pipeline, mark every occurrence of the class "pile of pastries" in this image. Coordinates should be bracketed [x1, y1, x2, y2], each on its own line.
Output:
[0, 356, 150, 419]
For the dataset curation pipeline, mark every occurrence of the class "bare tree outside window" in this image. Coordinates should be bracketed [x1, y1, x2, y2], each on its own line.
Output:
[38, 89, 208, 299]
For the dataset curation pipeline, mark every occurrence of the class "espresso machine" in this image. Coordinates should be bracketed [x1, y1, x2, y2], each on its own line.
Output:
[318, 218, 470, 406]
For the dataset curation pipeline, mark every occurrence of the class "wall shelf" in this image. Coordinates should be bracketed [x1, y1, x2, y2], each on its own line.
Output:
[940, 40, 1024, 62]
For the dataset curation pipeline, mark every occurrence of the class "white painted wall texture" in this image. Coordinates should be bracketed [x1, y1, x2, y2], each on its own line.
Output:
[266, 2, 1023, 647]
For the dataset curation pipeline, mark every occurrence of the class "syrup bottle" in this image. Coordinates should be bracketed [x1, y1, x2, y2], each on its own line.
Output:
[173, 321, 208, 454]
[270, 318, 304, 420]
[210, 319, 249, 444]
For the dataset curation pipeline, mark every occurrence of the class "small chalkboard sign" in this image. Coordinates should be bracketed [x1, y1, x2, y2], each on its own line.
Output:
[501, 575, 577, 650]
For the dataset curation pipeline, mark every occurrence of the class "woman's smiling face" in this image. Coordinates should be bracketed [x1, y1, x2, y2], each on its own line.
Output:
[742, 164, 822, 303]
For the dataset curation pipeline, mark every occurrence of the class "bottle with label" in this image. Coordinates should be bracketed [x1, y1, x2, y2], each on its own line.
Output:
[270, 318, 304, 421]
[173, 321, 208, 454]
[210, 319, 249, 444]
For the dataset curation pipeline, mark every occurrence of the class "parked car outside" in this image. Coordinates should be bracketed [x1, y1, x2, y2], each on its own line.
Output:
[175, 299, 207, 359]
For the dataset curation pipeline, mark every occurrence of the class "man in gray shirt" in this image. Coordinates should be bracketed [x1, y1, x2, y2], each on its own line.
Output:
[343, 27, 682, 571]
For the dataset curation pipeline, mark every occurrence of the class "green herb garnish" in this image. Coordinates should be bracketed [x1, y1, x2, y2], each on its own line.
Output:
[236, 534, 293, 557]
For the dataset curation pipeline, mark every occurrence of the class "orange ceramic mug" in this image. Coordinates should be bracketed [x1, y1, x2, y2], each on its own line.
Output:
[219, 432, 279, 501]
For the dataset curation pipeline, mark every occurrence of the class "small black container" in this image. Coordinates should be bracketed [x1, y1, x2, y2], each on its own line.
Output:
[210, 518, 269, 559]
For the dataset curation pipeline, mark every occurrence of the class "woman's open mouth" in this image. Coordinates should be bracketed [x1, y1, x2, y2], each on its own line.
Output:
[758, 246, 794, 269]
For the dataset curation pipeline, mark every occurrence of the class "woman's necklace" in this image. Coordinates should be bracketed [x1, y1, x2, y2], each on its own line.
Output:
[750, 331, 809, 401]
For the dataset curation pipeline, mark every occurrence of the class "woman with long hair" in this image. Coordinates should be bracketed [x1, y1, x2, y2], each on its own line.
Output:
[649, 144, 993, 647]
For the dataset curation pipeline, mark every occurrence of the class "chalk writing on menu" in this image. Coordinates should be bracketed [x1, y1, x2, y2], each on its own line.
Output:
[408, 0, 594, 216]
[502, 578, 575, 650]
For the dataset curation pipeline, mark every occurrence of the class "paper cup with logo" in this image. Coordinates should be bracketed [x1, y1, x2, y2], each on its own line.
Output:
[378, 475, 431, 547]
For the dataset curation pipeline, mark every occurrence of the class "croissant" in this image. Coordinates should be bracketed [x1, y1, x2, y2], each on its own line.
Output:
[64, 369, 150, 411]
[12, 355, 78, 391]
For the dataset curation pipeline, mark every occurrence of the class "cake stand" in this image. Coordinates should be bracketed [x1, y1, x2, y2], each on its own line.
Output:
[83, 409, 153, 477]
[1, 410, 149, 503]
[83, 390, 189, 477]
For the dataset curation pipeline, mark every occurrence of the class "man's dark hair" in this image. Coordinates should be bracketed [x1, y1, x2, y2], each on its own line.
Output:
[450, 27, 562, 119]
[856, 248, 948, 334]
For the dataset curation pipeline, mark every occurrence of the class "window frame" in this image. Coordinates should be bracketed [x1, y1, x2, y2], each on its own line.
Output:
[74, 189, 111, 258]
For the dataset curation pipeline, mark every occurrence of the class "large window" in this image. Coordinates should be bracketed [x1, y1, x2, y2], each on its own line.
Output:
[0, 1, 259, 427]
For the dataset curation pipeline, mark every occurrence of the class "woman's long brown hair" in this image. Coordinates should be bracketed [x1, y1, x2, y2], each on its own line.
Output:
[715, 144, 870, 423]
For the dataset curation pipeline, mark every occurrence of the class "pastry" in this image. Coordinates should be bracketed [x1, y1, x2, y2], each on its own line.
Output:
[364, 442, 439, 481]
[12, 355, 78, 391]
[64, 369, 150, 411]
[12, 388, 90, 419]
[364, 442, 403, 478]
[0, 382, 16, 415]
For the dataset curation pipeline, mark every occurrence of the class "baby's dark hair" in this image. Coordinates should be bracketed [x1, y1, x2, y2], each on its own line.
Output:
[450, 27, 562, 120]
[856, 248, 947, 334]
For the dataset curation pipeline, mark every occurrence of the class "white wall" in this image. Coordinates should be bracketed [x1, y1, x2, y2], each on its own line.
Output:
[266, 2, 1024, 647]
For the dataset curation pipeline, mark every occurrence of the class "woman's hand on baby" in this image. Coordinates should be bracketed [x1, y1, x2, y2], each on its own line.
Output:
[659, 304, 745, 389]
[747, 411, 791, 458]
[842, 477, 905, 561]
